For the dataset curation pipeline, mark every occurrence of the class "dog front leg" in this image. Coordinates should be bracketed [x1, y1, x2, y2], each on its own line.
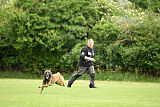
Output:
[39, 80, 52, 94]
[39, 84, 49, 94]
[39, 80, 51, 88]
[40, 87, 44, 94]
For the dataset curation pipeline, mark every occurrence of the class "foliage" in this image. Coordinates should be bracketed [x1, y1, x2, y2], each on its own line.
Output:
[60, 42, 86, 69]
[0, 0, 101, 72]
[0, 71, 159, 82]
[129, 0, 160, 13]
[0, 0, 160, 74]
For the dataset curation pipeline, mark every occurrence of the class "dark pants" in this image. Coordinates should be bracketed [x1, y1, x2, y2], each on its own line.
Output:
[68, 66, 95, 87]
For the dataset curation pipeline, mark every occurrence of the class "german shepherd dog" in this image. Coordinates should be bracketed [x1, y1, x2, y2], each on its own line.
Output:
[38, 69, 65, 94]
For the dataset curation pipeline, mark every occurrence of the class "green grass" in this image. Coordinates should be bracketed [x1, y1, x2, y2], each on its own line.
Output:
[0, 79, 160, 107]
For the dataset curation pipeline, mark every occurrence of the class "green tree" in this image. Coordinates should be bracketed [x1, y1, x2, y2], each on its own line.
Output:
[129, 0, 160, 12]
[0, 0, 159, 74]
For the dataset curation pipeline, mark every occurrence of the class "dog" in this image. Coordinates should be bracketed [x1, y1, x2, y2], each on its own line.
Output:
[38, 69, 65, 94]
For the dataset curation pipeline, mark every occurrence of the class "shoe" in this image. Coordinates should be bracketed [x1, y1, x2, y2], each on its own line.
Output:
[67, 84, 71, 88]
[67, 81, 72, 88]
[89, 84, 97, 88]
[67, 75, 80, 88]
[90, 86, 97, 88]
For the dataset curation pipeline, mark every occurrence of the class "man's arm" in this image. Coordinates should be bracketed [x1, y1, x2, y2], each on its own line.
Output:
[81, 47, 95, 62]
[84, 56, 95, 62]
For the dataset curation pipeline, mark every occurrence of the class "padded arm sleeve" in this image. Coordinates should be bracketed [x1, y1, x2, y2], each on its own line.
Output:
[81, 48, 87, 59]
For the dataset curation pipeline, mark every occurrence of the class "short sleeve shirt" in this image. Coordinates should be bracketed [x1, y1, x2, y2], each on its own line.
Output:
[79, 46, 95, 67]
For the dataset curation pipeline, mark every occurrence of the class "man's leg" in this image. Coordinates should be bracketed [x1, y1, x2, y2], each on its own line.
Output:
[87, 66, 97, 88]
[67, 66, 87, 88]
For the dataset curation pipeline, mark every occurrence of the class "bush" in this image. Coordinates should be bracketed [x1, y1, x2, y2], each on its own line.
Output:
[129, 0, 160, 13]
[0, 0, 159, 75]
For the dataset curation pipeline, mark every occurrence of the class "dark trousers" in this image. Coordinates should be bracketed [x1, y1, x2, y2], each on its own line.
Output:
[68, 66, 95, 86]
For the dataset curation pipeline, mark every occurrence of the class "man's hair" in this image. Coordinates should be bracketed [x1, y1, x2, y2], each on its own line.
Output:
[88, 38, 94, 42]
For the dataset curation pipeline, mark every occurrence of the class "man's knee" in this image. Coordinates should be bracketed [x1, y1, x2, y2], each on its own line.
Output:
[73, 73, 81, 78]
[90, 73, 95, 77]
[88, 66, 95, 74]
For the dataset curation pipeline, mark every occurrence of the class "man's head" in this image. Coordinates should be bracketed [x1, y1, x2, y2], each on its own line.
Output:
[88, 38, 94, 49]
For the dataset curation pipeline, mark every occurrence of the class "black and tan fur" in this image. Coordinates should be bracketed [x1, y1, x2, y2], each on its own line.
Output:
[38, 69, 65, 94]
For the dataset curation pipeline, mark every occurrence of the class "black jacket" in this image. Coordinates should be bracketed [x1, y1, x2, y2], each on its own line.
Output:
[79, 46, 95, 67]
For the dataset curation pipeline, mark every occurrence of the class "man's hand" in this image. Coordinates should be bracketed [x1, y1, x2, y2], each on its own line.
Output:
[90, 58, 95, 62]
[84, 56, 95, 62]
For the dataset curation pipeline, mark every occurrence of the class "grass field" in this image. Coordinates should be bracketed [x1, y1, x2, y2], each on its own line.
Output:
[0, 79, 160, 107]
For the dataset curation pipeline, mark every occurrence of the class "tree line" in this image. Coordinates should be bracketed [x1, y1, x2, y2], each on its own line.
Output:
[0, 0, 160, 75]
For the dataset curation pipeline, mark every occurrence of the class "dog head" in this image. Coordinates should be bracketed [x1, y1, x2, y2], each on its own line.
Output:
[44, 69, 52, 80]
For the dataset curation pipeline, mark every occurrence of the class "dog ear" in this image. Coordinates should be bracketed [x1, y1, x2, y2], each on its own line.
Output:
[44, 68, 47, 74]
[49, 68, 51, 71]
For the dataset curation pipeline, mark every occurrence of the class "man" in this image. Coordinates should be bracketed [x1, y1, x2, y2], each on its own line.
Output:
[67, 38, 97, 88]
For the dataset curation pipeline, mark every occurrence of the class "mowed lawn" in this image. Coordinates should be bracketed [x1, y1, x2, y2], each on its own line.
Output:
[0, 79, 160, 107]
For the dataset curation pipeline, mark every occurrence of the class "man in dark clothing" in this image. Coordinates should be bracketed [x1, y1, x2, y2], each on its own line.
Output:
[67, 38, 97, 88]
